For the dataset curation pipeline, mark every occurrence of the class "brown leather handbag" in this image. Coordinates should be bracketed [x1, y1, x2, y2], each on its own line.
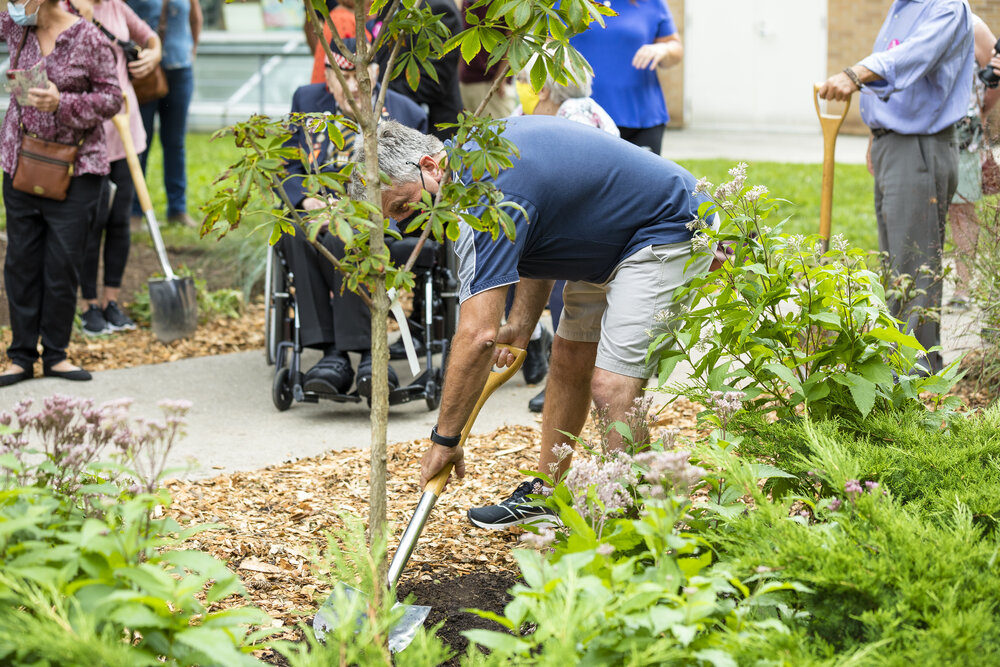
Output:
[9, 30, 80, 201]
[12, 129, 81, 201]
[132, 0, 170, 105]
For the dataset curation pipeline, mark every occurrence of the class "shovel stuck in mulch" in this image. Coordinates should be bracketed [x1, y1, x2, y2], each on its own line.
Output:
[111, 97, 198, 343]
[313, 345, 527, 652]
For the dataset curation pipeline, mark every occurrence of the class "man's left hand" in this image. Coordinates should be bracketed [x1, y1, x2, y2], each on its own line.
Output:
[493, 321, 531, 369]
[419, 443, 465, 490]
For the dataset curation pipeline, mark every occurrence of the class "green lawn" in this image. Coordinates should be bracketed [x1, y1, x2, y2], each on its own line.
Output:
[676, 159, 878, 252]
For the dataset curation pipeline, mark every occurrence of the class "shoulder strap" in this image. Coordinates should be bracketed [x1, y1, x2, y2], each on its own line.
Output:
[156, 0, 169, 38]
[91, 18, 130, 49]
[10, 27, 29, 70]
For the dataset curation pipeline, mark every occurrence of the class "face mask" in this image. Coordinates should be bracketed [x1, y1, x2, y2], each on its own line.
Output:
[516, 82, 540, 115]
[9, 0, 38, 26]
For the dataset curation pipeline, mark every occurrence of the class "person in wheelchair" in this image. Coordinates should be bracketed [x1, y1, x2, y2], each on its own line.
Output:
[280, 36, 428, 398]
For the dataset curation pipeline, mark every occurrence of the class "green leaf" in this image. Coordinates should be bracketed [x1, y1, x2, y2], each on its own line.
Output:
[762, 363, 803, 394]
[841, 372, 877, 418]
[750, 463, 797, 480]
[869, 326, 924, 351]
[460, 29, 481, 65]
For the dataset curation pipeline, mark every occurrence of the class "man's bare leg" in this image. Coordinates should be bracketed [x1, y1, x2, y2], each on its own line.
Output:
[538, 335, 596, 479]
[539, 336, 647, 480]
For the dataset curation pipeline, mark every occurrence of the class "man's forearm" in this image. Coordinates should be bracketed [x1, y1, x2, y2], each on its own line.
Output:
[506, 278, 554, 345]
[435, 328, 497, 436]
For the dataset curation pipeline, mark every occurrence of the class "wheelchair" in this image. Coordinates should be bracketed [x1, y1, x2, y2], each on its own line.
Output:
[264, 235, 459, 412]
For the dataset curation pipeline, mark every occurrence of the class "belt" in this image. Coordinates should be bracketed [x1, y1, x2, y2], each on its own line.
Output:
[871, 125, 956, 139]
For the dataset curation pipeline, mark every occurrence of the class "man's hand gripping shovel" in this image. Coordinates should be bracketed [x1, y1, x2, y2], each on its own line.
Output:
[313, 345, 527, 652]
[813, 83, 851, 252]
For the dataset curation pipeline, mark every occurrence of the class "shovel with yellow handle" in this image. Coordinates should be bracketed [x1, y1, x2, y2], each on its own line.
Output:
[813, 83, 852, 252]
[313, 345, 528, 651]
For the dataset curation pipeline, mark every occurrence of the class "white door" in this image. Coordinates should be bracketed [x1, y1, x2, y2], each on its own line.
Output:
[684, 0, 827, 131]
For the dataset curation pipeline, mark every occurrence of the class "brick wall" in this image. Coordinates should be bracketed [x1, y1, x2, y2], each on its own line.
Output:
[658, 0, 684, 127]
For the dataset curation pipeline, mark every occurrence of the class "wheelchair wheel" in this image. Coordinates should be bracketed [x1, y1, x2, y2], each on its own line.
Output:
[272, 367, 293, 411]
[425, 367, 442, 411]
[264, 244, 286, 366]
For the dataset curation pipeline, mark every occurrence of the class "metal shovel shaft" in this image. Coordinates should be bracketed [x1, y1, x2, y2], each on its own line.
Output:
[386, 345, 527, 588]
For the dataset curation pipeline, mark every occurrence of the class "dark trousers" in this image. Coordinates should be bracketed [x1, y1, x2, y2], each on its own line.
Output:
[619, 124, 665, 155]
[134, 66, 194, 217]
[279, 228, 371, 351]
[871, 127, 958, 373]
[82, 159, 132, 300]
[3, 173, 102, 369]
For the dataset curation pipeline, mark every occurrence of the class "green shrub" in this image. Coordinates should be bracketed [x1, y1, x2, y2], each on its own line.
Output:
[0, 396, 272, 665]
[698, 426, 1000, 665]
[732, 407, 1000, 528]
[656, 164, 961, 425]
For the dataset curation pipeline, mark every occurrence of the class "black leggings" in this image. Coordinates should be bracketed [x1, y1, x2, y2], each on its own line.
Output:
[618, 124, 665, 155]
[81, 158, 132, 300]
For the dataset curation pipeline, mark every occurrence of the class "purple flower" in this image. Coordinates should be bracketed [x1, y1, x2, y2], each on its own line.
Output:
[845, 479, 863, 497]
[829, 497, 842, 512]
[865, 481, 880, 493]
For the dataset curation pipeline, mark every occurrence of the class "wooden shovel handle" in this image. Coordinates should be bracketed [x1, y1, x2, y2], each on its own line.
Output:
[813, 84, 851, 244]
[110, 95, 154, 214]
[423, 344, 527, 496]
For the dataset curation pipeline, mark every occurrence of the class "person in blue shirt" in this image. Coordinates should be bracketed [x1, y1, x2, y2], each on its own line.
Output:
[569, 0, 682, 155]
[126, 0, 202, 227]
[817, 0, 974, 375]
[351, 115, 712, 529]
[279, 37, 427, 398]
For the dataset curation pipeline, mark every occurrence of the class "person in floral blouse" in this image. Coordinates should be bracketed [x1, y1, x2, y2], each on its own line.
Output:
[0, 0, 121, 387]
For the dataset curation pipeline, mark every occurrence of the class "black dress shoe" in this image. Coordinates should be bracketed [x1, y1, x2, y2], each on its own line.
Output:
[356, 352, 400, 398]
[43, 366, 92, 381]
[0, 369, 32, 387]
[303, 352, 354, 394]
[389, 336, 425, 360]
[522, 326, 552, 385]
[528, 387, 545, 413]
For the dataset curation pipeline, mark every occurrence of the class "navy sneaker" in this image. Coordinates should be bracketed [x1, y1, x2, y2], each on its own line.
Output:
[81, 305, 110, 336]
[103, 301, 136, 331]
[467, 478, 557, 530]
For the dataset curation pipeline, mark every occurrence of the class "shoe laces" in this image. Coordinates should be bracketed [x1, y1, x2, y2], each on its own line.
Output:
[502, 478, 543, 506]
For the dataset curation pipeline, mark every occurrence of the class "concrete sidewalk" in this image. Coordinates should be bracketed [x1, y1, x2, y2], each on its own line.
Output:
[664, 127, 869, 165]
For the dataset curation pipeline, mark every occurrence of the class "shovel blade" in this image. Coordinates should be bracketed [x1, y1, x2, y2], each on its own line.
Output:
[149, 276, 198, 343]
[313, 583, 430, 653]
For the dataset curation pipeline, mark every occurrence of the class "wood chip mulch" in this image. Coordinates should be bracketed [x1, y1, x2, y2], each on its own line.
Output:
[162, 398, 704, 635]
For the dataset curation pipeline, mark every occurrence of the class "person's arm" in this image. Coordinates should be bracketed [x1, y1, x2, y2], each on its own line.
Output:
[975, 20, 1000, 114]
[52, 38, 122, 127]
[989, 53, 1000, 115]
[419, 286, 507, 488]
[189, 0, 202, 55]
[494, 277, 554, 367]
[632, 33, 683, 70]
[124, 2, 161, 78]
[857, 4, 969, 99]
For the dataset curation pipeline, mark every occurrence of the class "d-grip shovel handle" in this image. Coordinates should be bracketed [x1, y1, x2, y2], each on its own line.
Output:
[423, 344, 528, 497]
[813, 83, 851, 248]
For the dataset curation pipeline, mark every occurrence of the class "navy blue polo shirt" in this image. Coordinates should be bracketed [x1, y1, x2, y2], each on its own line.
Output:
[453, 115, 708, 301]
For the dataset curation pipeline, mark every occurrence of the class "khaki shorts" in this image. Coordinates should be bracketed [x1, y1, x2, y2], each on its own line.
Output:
[556, 242, 710, 379]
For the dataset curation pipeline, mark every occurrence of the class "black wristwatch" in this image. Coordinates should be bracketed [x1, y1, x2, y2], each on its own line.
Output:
[430, 425, 461, 448]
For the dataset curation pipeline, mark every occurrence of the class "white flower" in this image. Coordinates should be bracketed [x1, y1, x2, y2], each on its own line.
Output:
[746, 185, 768, 202]
[692, 176, 712, 195]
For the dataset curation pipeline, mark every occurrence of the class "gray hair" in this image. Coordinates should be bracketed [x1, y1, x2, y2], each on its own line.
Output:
[515, 53, 593, 106]
[348, 120, 444, 200]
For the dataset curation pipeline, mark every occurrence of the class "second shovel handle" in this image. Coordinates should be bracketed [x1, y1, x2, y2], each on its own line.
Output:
[423, 344, 527, 496]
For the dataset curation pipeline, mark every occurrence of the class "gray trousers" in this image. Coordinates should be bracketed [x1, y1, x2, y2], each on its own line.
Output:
[871, 127, 958, 373]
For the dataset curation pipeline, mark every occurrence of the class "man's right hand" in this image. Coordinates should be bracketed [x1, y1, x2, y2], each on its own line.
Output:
[817, 71, 855, 102]
[419, 443, 465, 490]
